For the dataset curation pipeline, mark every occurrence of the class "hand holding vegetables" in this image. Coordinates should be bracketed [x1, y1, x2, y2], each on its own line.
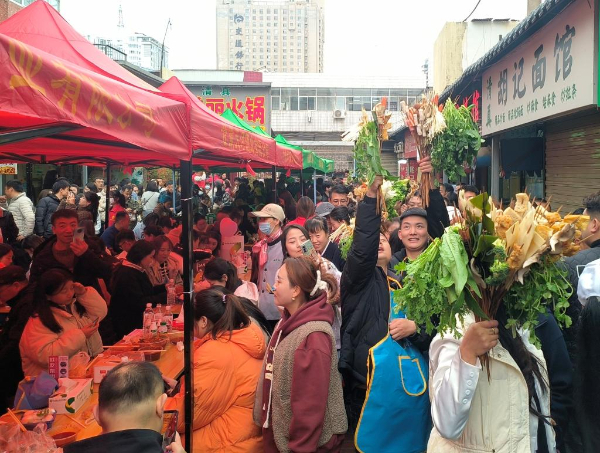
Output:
[459, 320, 499, 365]
[367, 175, 384, 198]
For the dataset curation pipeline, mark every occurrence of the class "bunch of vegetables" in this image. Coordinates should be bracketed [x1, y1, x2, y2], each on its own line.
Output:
[401, 96, 446, 206]
[382, 179, 410, 217]
[394, 191, 587, 350]
[431, 99, 483, 182]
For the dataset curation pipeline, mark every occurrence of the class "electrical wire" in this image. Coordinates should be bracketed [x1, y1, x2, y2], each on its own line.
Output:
[463, 0, 483, 22]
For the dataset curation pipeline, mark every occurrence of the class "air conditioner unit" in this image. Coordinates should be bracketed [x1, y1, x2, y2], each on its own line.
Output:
[332, 109, 346, 119]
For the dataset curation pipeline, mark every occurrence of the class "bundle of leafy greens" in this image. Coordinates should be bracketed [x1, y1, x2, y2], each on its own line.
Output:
[339, 234, 352, 261]
[431, 99, 483, 182]
[353, 116, 392, 184]
[384, 179, 410, 217]
[393, 226, 484, 337]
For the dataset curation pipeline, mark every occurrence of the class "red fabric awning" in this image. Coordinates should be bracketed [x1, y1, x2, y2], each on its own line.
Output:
[160, 77, 277, 167]
[0, 33, 190, 165]
[0, 0, 157, 91]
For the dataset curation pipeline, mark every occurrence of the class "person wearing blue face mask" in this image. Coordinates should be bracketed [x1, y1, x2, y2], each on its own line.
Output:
[249, 203, 285, 330]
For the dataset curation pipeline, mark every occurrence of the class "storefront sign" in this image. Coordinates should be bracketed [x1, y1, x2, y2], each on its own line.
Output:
[0, 163, 17, 174]
[188, 84, 271, 131]
[399, 159, 418, 180]
[404, 131, 418, 159]
[482, 0, 595, 136]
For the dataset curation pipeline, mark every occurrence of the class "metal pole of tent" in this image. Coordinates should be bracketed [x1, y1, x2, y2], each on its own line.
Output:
[172, 167, 177, 215]
[180, 158, 194, 452]
[105, 163, 111, 227]
[300, 173, 304, 197]
[313, 168, 317, 204]
[272, 166, 277, 202]
[25, 163, 34, 201]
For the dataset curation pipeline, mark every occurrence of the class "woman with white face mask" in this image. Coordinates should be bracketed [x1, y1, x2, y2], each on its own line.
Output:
[249, 204, 285, 331]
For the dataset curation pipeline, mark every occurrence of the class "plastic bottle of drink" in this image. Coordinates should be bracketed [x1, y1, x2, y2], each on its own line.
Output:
[167, 279, 176, 306]
[159, 319, 168, 335]
[164, 306, 174, 333]
[143, 304, 154, 339]
[154, 304, 163, 325]
[150, 321, 158, 338]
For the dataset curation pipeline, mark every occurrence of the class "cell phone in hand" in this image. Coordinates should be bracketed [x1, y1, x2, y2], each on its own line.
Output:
[73, 227, 85, 242]
[301, 239, 320, 261]
[161, 410, 179, 451]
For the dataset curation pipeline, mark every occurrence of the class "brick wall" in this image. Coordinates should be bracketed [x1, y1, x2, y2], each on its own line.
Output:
[0, 0, 23, 22]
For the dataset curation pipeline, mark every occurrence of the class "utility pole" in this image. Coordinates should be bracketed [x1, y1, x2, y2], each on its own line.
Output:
[160, 18, 171, 78]
[422, 59, 430, 92]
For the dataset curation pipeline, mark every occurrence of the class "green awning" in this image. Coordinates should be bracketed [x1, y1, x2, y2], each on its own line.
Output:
[274, 134, 333, 174]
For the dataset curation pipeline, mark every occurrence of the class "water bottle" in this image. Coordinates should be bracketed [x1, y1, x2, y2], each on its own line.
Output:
[150, 321, 158, 338]
[164, 306, 174, 333]
[167, 279, 176, 306]
[143, 304, 154, 339]
[154, 304, 163, 325]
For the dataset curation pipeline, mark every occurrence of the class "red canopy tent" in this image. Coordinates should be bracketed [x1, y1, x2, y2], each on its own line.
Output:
[0, 33, 190, 165]
[0, 0, 157, 91]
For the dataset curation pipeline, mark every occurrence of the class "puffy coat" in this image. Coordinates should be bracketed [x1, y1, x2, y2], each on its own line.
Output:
[339, 195, 391, 386]
[19, 287, 107, 377]
[35, 194, 61, 238]
[4, 193, 35, 237]
[428, 313, 555, 453]
[173, 321, 266, 452]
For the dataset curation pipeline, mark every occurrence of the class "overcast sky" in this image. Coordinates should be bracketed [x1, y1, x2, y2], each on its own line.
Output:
[60, 0, 531, 83]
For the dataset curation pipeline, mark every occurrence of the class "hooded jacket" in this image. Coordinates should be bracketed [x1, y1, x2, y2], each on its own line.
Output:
[35, 194, 61, 238]
[172, 321, 266, 452]
[19, 287, 107, 377]
[255, 292, 347, 453]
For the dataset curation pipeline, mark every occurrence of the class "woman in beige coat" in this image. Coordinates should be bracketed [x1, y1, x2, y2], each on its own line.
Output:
[20, 268, 107, 377]
[428, 308, 555, 453]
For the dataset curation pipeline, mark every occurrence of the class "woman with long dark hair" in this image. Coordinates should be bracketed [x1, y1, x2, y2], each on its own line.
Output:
[19, 268, 107, 376]
[256, 256, 347, 452]
[108, 190, 127, 227]
[204, 257, 259, 304]
[428, 302, 555, 452]
[172, 287, 265, 451]
[145, 235, 183, 287]
[109, 241, 167, 339]
[288, 196, 314, 227]
[278, 190, 297, 222]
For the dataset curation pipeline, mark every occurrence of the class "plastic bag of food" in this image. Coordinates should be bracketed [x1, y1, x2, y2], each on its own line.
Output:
[0, 422, 60, 452]
[68, 351, 90, 378]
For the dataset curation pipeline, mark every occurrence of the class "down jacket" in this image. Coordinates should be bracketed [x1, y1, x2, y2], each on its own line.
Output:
[19, 287, 107, 377]
[173, 321, 266, 452]
[2, 193, 35, 237]
[35, 194, 61, 238]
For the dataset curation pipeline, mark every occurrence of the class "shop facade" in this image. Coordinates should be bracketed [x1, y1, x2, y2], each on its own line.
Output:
[441, 0, 599, 212]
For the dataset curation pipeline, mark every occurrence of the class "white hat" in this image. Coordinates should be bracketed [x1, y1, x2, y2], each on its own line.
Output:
[249, 203, 285, 223]
[578, 258, 600, 306]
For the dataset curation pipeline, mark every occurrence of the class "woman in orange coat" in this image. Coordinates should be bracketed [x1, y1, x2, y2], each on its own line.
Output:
[173, 287, 265, 452]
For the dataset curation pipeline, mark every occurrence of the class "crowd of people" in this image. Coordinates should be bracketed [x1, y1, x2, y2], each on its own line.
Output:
[0, 161, 599, 452]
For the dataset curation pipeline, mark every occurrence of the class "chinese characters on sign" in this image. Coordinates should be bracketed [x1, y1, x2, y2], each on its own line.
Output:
[482, 0, 594, 136]
[233, 13, 245, 70]
[8, 40, 160, 139]
[200, 94, 267, 126]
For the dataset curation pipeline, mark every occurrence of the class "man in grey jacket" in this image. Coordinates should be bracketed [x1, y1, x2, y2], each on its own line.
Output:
[1, 180, 35, 240]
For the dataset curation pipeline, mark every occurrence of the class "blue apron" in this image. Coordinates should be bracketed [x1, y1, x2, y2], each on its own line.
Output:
[355, 288, 431, 453]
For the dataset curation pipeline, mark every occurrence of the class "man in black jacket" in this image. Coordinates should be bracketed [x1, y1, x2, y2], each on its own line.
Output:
[30, 209, 113, 290]
[64, 362, 185, 453]
[339, 176, 390, 432]
[35, 179, 70, 238]
[561, 191, 600, 364]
